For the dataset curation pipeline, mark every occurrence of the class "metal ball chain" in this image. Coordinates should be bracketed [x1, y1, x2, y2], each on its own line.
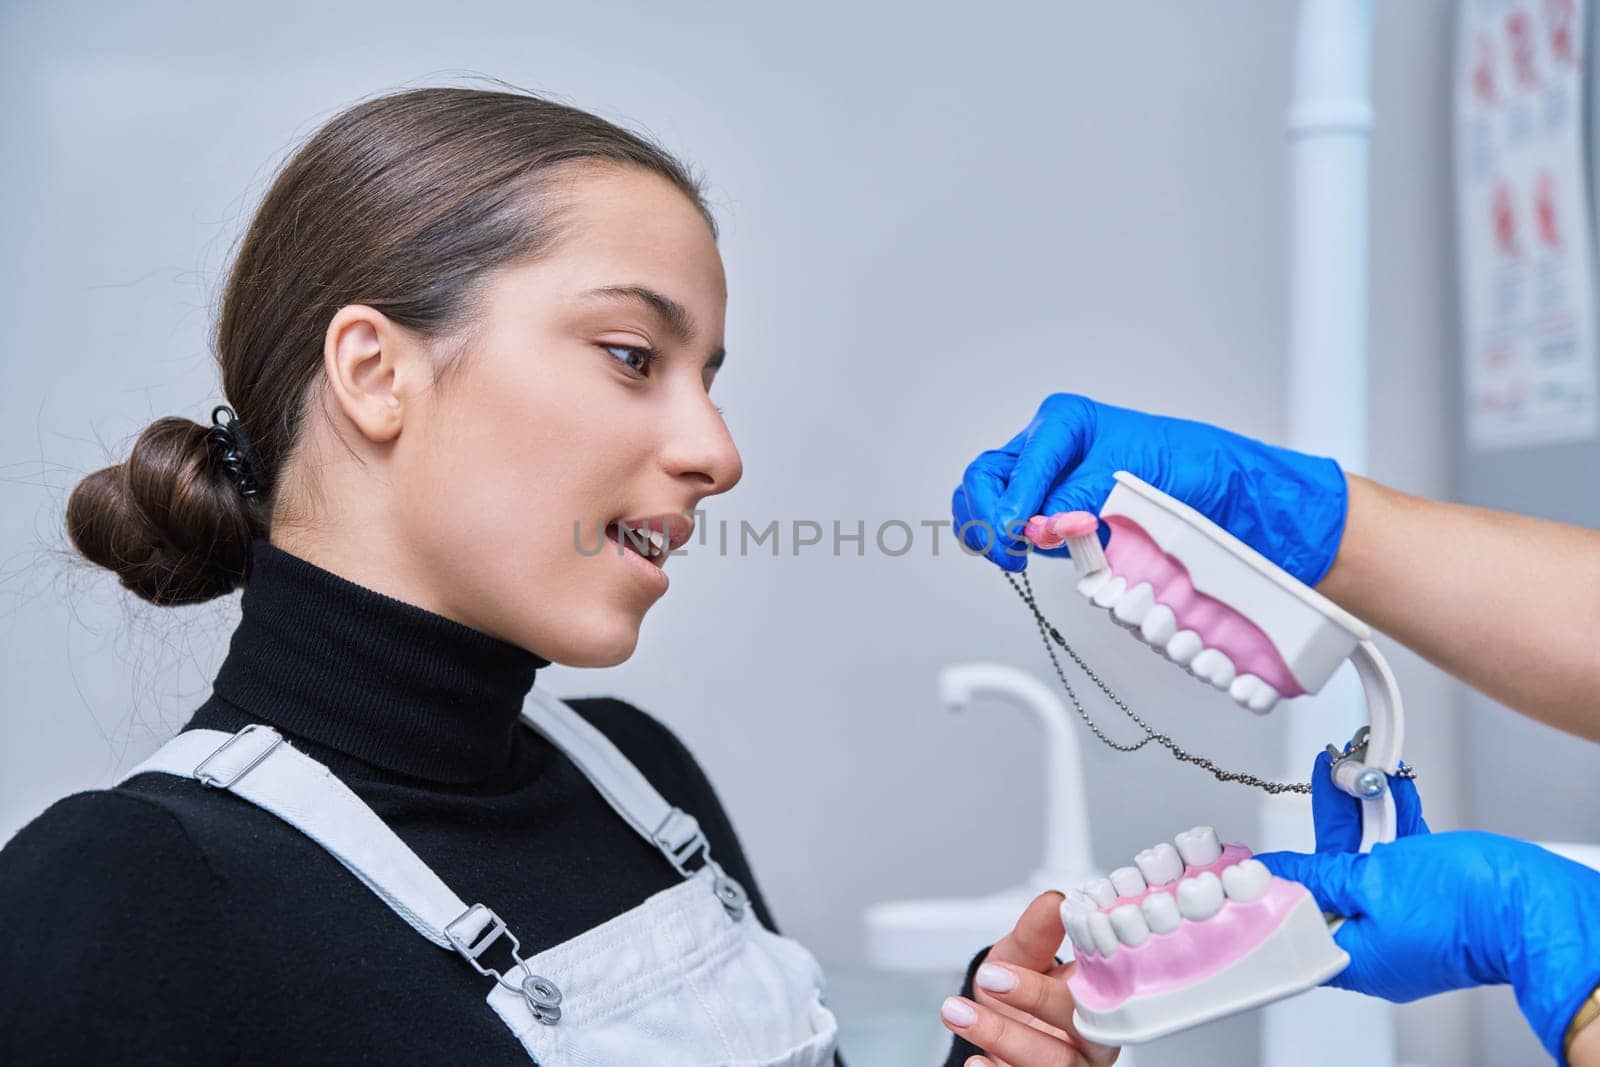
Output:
[1004, 570, 1311, 796]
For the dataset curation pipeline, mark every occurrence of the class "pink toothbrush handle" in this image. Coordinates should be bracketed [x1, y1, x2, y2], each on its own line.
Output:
[1027, 511, 1108, 575]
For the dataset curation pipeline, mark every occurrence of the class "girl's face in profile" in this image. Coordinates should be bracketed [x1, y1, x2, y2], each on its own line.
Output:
[397, 165, 742, 666]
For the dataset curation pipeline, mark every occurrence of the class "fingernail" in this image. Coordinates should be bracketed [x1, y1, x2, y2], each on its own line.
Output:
[975, 963, 1017, 993]
[941, 996, 978, 1027]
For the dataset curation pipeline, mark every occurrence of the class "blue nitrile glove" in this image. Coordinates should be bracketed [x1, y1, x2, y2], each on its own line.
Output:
[1258, 751, 1600, 1062]
[951, 393, 1349, 584]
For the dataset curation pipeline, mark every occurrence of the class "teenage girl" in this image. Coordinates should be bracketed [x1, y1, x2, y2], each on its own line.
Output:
[0, 86, 1111, 1067]
[0, 86, 832, 1066]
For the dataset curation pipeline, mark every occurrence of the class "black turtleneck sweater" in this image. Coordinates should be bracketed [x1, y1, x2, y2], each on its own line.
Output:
[0, 542, 878, 1066]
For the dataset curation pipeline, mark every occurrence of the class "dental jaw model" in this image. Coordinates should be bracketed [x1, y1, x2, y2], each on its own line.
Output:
[1019, 471, 1406, 1045]
[1060, 827, 1346, 1045]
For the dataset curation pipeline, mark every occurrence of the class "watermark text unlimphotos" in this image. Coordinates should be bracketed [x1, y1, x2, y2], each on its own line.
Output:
[573, 512, 1043, 559]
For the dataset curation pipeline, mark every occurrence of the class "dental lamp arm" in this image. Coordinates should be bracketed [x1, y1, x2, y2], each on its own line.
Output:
[1258, 753, 1600, 1064]
[1317, 474, 1600, 743]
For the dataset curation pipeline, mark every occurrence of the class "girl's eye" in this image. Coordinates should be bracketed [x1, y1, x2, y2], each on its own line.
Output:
[602, 343, 657, 376]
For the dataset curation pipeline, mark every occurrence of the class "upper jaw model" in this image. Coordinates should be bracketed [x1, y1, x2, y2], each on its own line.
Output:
[1024, 471, 1408, 1044]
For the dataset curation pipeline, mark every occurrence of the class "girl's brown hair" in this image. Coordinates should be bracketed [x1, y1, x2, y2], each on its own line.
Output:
[67, 86, 712, 606]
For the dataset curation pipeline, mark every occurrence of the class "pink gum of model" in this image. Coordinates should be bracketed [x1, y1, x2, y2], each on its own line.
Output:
[1025, 511, 1306, 697]
[1068, 844, 1316, 1012]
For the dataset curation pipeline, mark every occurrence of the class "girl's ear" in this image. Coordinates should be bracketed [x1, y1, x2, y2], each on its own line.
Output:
[322, 305, 425, 445]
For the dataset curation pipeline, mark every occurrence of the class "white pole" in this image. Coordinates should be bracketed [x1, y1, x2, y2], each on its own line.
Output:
[938, 663, 1095, 879]
[1287, 0, 1374, 467]
[1261, 2, 1398, 1064]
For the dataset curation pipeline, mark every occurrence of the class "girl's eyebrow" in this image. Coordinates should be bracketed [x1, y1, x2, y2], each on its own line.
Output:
[581, 285, 695, 343]
[580, 285, 726, 371]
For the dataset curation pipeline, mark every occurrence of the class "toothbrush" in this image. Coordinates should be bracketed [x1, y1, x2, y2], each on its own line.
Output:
[1027, 471, 1406, 1045]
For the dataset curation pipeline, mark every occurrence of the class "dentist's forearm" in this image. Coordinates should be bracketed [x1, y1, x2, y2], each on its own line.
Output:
[1315, 474, 1600, 743]
[1573, 1009, 1600, 1067]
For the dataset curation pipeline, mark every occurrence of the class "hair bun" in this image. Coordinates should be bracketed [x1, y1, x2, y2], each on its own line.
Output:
[67, 416, 262, 605]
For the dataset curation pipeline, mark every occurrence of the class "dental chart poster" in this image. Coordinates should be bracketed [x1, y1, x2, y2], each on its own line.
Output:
[1456, 0, 1600, 449]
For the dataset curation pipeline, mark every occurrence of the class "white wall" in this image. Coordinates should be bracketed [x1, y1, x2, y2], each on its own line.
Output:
[1, 2, 1485, 1063]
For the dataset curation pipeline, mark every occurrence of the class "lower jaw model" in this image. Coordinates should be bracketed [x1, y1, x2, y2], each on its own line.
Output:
[1021, 471, 1405, 1044]
[1060, 827, 1347, 1045]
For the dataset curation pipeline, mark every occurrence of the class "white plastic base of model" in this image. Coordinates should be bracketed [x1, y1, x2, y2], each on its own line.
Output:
[1100, 471, 1370, 695]
[1071, 892, 1349, 1046]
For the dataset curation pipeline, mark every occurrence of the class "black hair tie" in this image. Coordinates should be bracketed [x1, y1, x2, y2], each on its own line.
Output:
[207, 404, 266, 498]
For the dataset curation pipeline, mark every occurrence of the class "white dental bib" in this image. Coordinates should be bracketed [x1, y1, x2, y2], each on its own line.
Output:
[121, 686, 838, 1066]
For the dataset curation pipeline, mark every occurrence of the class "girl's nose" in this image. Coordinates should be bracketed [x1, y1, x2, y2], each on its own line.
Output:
[660, 393, 742, 497]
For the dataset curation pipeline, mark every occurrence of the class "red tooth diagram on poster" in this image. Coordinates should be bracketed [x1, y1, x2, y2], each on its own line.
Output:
[1456, 0, 1599, 448]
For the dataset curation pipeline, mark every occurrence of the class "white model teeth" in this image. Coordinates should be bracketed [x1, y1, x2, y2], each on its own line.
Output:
[1230, 674, 1261, 706]
[1139, 604, 1177, 646]
[1075, 568, 1290, 734]
[1111, 582, 1154, 627]
[1062, 889, 1097, 914]
[1108, 866, 1147, 898]
[1140, 891, 1181, 934]
[1082, 878, 1119, 909]
[1091, 575, 1127, 608]
[1188, 648, 1222, 678]
[1189, 648, 1236, 689]
[648, 530, 667, 555]
[1076, 570, 1113, 598]
[1087, 910, 1118, 956]
[1176, 871, 1225, 921]
[1165, 630, 1203, 666]
[1133, 842, 1183, 886]
[1221, 858, 1272, 903]
[1073, 571, 1281, 713]
[1063, 911, 1094, 954]
[1228, 674, 1281, 714]
[1174, 825, 1223, 867]
[1080, 835, 1267, 939]
[1247, 681, 1280, 713]
[1108, 903, 1150, 947]
[1059, 892, 1097, 954]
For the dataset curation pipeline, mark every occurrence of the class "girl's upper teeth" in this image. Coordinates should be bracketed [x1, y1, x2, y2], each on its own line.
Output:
[620, 523, 667, 557]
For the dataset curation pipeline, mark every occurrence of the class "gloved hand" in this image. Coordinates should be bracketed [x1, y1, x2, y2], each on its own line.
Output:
[951, 393, 1349, 585]
[1258, 751, 1600, 1062]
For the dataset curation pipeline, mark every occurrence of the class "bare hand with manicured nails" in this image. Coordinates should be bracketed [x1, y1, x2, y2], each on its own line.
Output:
[940, 891, 1120, 1067]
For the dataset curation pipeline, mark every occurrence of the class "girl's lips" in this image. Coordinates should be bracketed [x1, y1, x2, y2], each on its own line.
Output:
[599, 512, 694, 599]
[612, 512, 696, 557]
[604, 525, 670, 595]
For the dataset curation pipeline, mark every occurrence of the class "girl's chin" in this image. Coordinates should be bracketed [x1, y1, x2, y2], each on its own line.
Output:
[543, 618, 642, 669]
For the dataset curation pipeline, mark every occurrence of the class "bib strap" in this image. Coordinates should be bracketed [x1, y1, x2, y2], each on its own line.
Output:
[125, 723, 469, 948]
[118, 688, 747, 1017]
[520, 688, 729, 888]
